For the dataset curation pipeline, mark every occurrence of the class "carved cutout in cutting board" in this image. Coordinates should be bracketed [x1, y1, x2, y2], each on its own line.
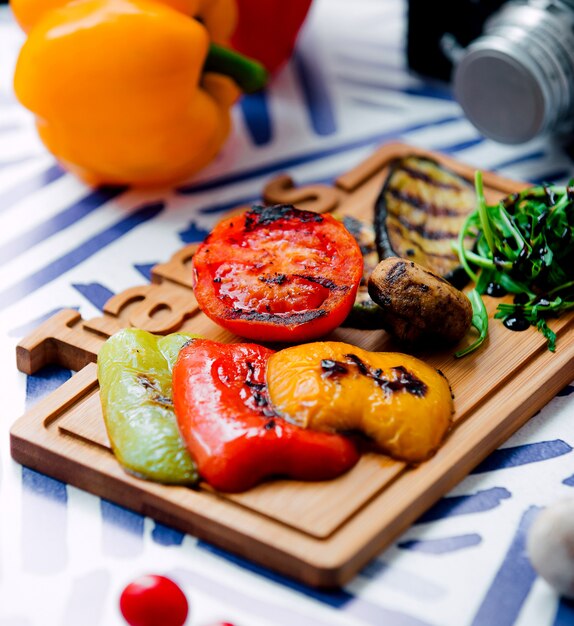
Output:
[11, 143, 574, 587]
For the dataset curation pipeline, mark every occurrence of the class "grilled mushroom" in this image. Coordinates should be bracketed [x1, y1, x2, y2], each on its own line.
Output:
[368, 257, 473, 345]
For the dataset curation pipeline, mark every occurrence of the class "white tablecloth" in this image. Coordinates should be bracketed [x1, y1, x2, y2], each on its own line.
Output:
[1, 1, 574, 624]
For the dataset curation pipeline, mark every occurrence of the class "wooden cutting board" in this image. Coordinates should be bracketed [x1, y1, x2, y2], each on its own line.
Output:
[11, 142, 574, 587]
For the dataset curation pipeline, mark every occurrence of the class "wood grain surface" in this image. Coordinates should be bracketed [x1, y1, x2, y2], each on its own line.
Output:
[11, 143, 574, 587]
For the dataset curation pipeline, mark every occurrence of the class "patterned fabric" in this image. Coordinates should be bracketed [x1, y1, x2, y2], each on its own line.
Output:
[1, 1, 574, 624]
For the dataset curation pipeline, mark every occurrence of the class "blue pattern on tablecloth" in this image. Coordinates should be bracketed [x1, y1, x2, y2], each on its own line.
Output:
[2, 0, 574, 623]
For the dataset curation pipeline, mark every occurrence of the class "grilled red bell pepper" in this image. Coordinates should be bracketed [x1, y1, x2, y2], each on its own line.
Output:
[191, 204, 363, 343]
[172, 338, 359, 492]
[231, 0, 313, 73]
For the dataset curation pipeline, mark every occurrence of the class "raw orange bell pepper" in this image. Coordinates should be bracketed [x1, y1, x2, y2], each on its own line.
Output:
[12, 0, 266, 186]
[12, 0, 313, 74]
[11, 0, 237, 40]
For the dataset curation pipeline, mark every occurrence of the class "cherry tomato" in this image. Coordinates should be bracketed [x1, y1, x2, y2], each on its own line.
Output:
[192, 204, 363, 342]
[119, 575, 188, 626]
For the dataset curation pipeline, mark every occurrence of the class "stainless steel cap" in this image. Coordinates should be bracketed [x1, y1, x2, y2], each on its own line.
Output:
[454, 39, 546, 144]
[453, 1, 574, 144]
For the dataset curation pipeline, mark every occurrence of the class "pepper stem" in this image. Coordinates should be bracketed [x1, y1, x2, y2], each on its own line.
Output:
[204, 43, 268, 94]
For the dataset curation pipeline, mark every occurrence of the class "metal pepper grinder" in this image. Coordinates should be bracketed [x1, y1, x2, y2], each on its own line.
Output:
[454, 0, 574, 144]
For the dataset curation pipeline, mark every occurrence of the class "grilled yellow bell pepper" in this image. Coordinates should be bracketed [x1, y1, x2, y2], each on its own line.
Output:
[266, 342, 454, 463]
[12, 0, 266, 186]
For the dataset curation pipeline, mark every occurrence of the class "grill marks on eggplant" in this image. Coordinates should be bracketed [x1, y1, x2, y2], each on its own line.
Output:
[398, 165, 465, 191]
[376, 156, 476, 288]
[386, 188, 464, 217]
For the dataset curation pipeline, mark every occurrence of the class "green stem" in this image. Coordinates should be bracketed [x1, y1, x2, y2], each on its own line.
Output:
[475, 171, 496, 257]
[464, 249, 511, 271]
[548, 280, 574, 296]
[204, 43, 267, 94]
[455, 289, 489, 358]
[456, 210, 480, 283]
[499, 205, 529, 255]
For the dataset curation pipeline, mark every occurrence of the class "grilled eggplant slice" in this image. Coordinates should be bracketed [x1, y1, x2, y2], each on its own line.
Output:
[375, 156, 475, 289]
[337, 214, 385, 329]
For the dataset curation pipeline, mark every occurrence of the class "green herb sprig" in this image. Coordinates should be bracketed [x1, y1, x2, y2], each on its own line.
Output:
[455, 172, 574, 357]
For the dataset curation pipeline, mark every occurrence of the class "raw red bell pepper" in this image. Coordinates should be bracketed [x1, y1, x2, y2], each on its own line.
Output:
[231, 0, 313, 73]
[191, 204, 364, 343]
[172, 338, 359, 492]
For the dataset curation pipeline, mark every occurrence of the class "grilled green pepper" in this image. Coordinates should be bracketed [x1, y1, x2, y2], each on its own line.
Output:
[97, 328, 199, 485]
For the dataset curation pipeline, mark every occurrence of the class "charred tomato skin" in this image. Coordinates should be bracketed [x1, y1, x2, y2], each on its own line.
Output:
[192, 204, 363, 342]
